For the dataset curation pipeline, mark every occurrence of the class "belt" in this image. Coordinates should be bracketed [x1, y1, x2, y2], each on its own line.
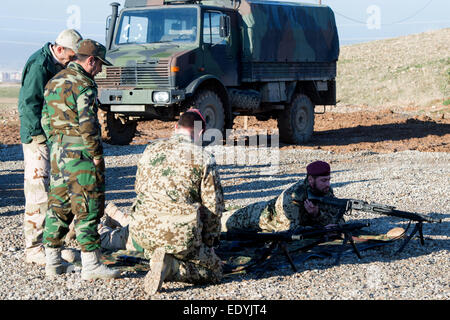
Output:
[55, 135, 84, 144]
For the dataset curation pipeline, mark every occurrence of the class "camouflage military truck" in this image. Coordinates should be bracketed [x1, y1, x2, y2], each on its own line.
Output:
[97, 0, 339, 145]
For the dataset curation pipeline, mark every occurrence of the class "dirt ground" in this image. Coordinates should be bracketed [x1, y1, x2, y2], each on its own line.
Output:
[1, 106, 449, 153]
[128, 105, 450, 153]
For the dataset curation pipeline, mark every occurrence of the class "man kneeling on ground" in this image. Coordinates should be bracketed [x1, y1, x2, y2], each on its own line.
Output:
[100, 109, 225, 295]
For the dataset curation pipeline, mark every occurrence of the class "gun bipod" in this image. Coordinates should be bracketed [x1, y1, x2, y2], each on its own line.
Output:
[395, 221, 425, 254]
[334, 231, 362, 265]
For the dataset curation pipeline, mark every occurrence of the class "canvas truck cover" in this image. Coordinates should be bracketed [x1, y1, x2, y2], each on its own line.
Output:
[235, 0, 340, 63]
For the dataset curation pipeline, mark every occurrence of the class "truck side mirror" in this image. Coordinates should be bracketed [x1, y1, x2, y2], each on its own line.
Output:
[105, 15, 112, 44]
[219, 15, 230, 38]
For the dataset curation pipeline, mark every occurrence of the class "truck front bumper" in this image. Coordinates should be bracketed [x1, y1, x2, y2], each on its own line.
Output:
[98, 88, 186, 108]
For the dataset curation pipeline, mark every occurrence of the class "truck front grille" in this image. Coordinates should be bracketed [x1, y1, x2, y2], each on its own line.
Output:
[96, 59, 170, 88]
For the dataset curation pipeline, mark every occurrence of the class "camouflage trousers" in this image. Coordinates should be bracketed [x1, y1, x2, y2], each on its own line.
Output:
[166, 244, 223, 285]
[43, 142, 105, 252]
[221, 198, 284, 233]
[132, 229, 223, 284]
[22, 140, 50, 255]
[98, 220, 135, 251]
[100, 215, 222, 284]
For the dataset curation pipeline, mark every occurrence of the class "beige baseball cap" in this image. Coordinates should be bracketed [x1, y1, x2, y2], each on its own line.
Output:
[55, 29, 83, 52]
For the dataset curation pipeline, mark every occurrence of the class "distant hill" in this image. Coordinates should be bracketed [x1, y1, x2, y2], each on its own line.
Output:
[336, 28, 450, 109]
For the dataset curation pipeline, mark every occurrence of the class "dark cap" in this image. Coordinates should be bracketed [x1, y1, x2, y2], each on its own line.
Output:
[178, 108, 206, 131]
[77, 39, 113, 66]
[186, 108, 206, 129]
[306, 161, 331, 177]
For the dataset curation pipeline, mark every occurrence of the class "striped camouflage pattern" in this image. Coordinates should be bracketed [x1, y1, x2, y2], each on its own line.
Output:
[129, 133, 224, 282]
[44, 141, 105, 251]
[42, 62, 103, 159]
[223, 178, 345, 232]
[42, 62, 105, 252]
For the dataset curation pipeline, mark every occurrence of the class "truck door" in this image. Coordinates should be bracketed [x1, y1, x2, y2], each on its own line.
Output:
[202, 10, 238, 86]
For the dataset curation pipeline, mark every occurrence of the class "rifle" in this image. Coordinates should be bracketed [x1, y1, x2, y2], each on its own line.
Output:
[220, 222, 369, 271]
[304, 190, 442, 253]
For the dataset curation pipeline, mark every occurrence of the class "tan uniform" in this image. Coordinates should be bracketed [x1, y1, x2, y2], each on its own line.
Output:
[22, 138, 50, 258]
[129, 134, 225, 284]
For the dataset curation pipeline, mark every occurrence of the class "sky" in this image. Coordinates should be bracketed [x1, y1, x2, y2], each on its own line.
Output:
[0, 0, 449, 71]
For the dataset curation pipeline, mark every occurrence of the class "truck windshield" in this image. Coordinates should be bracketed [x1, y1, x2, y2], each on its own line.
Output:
[115, 7, 198, 45]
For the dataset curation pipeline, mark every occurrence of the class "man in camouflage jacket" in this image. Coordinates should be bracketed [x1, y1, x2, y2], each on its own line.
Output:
[128, 110, 225, 295]
[41, 39, 119, 280]
[18, 29, 82, 265]
[222, 161, 345, 232]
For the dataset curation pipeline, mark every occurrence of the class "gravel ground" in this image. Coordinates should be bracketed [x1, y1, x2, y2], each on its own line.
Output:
[0, 143, 449, 300]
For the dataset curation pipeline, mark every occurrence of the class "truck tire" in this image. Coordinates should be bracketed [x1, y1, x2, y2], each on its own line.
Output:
[191, 89, 225, 133]
[278, 93, 315, 144]
[97, 109, 137, 145]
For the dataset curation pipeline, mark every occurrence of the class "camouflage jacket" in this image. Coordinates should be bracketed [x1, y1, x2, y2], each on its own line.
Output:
[277, 178, 345, 227]
[129, 134, 225, 255]
[41, 62, 103, 159]
[256, 178, 345, 231]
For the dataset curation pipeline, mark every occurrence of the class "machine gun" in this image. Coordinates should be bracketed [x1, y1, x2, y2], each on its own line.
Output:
[115, 223, 368, 273]
[304, 191, 442, 253]
[220, 222, 369, 271]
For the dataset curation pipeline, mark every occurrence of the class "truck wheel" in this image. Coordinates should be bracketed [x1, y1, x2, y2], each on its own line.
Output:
[98, 109, 137, 145]
[278, 94, 315, 144]
[191, 90, 225, 133]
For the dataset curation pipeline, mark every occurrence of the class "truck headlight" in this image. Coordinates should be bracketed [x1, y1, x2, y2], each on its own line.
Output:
[153, 91, 170, 103]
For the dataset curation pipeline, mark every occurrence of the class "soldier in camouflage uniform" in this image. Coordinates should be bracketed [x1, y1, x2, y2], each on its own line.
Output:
[18, 29, 82, 265]
[41, 39, 120, 280]
[128, 110, 225, 295]
[222, 161, 345, 232]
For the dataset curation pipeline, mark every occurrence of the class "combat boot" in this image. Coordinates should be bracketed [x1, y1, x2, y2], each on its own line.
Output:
[81, 249, 121, 280]
[45, 247, 71, 276]
[144, 248, 175, 295]
[61, 248, 81, 263]
[25, 245, 46, 265]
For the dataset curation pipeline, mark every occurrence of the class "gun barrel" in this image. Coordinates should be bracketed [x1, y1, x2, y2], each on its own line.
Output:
[382, 209, 442, 223]
[345, 199, 441, 224]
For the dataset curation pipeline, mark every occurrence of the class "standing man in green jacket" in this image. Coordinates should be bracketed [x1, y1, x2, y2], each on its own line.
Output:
[41, 39, 120, 280]
[18, 29, 82, 265]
